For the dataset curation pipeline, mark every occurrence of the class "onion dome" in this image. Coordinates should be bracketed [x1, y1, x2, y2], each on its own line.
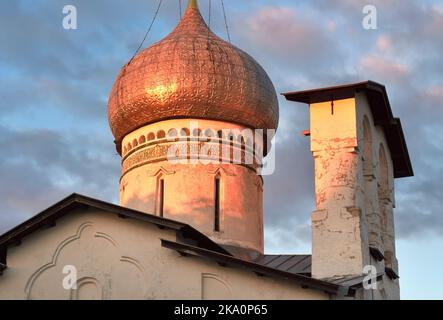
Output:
[108, 0, 279, 152]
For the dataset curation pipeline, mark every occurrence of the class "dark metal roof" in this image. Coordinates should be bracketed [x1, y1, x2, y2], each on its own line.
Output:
[161, 239, 348, 295]
[324, 273, 384, 296]
[253, 255, 311, 275]
[282, 80, 414, 178]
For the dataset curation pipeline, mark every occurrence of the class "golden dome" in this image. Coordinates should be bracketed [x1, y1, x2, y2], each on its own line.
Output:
[108, 0, 279, 152]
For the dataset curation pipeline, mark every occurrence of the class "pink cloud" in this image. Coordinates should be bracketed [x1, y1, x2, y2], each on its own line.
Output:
[327, 20, 337, 32]
[376, 35, 393, 54]
[241, 7, 332, 59]
[245, 7, 306, 46]
[360, 55, 410, 79]
[426, 85, 443, 99]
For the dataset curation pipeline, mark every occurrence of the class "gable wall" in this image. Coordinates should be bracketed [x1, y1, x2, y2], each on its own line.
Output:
[0, 208, 329, 300]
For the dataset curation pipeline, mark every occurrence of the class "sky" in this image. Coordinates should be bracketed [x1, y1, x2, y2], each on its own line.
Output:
[0, 0, 442, 299]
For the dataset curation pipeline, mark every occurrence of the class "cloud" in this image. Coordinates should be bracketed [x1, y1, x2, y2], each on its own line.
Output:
[1, 0, 443, 251]
[232, 5, 352, 90]
[376, 35, 393, 53]
[359, 55, 410, 80]
[426, 85, 443, 100]
[0, 126, 120, 233]
[0, 0, 184, 122]
[239, 0, 443, 245]
[264, 129, 314, 243]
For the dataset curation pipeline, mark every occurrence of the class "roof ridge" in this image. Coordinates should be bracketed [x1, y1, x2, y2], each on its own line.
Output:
[0, 194, 230, 256]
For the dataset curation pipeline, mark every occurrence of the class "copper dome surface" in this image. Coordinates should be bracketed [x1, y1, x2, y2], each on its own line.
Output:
[108, 0, 279, 151]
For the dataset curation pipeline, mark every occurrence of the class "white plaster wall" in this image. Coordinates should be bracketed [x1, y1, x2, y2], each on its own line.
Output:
[0, 209, 328, 300]
[309, 98, 370, 282]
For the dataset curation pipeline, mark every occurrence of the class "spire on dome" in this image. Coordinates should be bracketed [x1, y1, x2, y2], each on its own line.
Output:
[173, 0, 208, 35]
[188, 0, 199, 9]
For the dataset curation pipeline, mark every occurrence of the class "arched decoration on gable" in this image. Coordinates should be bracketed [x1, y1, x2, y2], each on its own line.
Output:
[70, 277, 104, 300]
[201, 273, 232, 300]
[25, 222, 148, 300]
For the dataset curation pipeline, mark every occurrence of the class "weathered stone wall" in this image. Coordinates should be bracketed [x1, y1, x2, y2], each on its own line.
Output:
[309, 94, 399, 299]
[310, 98, 370, 283]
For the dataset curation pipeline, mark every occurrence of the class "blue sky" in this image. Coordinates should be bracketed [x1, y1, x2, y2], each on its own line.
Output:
[1, 0, 442, 299]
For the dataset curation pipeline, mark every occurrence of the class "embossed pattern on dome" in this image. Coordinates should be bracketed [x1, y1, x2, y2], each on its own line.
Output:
[108, 1, 279, 153]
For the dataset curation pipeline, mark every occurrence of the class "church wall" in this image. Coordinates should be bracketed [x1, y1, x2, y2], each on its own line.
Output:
[0, 209, 328, 300]
[120, 119, 264, 256]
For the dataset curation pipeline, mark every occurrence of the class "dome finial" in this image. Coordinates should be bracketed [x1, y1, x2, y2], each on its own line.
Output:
[188, 0, 198, 9]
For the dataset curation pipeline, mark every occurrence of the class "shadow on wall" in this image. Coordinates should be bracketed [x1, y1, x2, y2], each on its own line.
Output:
[123, 191, 157, 215]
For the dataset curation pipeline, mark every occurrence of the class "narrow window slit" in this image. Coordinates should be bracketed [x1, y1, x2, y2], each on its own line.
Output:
[159, 179, 164, 218]
[214, 176, 221, 232]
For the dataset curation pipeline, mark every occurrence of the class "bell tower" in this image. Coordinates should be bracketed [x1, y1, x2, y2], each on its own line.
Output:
[284, 81, 413, 299]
